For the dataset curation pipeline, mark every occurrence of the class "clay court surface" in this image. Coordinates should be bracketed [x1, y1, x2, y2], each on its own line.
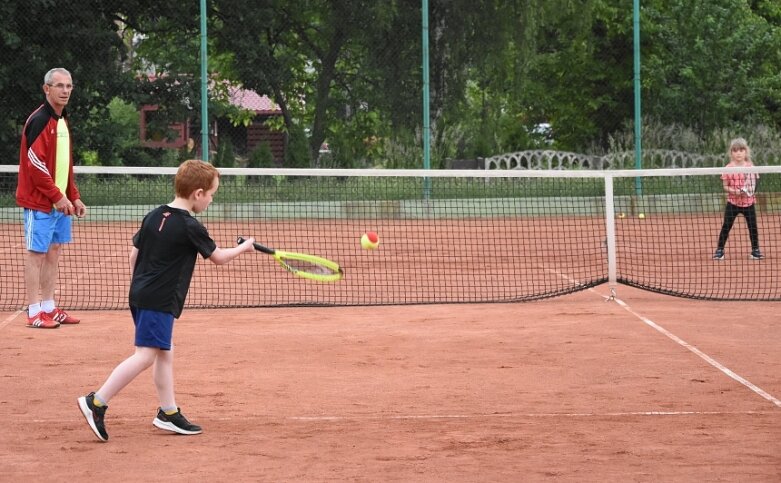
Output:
[1, 286, 779, 482]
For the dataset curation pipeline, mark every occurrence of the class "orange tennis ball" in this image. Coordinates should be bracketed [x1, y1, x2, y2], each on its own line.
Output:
[360, 231, 380, 250]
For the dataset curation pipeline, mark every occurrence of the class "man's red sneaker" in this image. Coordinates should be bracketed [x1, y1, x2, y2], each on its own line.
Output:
[27, 312, 60, 329]
[46, 308, 80, 325]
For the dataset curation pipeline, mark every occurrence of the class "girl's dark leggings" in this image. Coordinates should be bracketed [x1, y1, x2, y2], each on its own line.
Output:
[716, 202, 759, 250]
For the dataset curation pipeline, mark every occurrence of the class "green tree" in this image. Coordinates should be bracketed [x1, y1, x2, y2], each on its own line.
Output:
[4, 0, 779, 170]
[0, 0, 132, 165]
[642, 0, 781, 132]
[213, 138, 236, 167]
[213, 0, 404, 167]
[248, 142, 275, 168]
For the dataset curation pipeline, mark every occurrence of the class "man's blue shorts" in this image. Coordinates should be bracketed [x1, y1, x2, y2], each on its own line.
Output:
[131, 306, 175, 350]
[23, 208, 72, 253]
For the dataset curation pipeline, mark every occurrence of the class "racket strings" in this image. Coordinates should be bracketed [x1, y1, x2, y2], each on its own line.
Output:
[743, 173, 757, 196]
[280, 257, 340, 276]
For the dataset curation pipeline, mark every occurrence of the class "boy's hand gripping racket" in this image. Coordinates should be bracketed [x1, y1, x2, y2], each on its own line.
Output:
[238, 237, 344, 282]
[741, 173, 759, 197]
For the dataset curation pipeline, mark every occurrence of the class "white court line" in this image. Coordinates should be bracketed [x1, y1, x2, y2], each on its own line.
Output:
[283, 410, 773, 421]
[0, 310, 23, 330]
[612, 296, 781, 408]
[544, 267, 781, 409]
[25, 409, 776, 425]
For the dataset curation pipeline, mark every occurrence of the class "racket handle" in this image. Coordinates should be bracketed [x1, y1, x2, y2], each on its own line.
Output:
[237, 237, 275, 254]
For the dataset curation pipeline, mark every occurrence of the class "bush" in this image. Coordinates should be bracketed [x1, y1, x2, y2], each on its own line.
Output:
[285, 126, 311, 168]
[248, 142, 275, 168]
[605, 118, 781, 165]
[213, 139, 236, 168]
[121, 146, 158, 167]
[120, 146, 180, 168]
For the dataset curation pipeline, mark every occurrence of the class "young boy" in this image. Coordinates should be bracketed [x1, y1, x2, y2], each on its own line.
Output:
[78, 160, 256, 442]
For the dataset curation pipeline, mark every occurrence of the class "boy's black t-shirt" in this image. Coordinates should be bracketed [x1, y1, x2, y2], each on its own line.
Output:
[129, 205, 217, 318]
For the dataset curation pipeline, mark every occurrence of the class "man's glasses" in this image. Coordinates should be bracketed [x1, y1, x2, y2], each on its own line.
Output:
[47, 83, 75, 90]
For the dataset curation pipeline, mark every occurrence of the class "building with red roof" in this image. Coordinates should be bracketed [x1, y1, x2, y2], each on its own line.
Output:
[141, 85, 285, 165]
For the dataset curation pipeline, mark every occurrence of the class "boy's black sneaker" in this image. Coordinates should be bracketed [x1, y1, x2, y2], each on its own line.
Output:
[750, 249, 764, 260]
[712, 249, 725, 260]
[153, 408, 203, 435]
[77, 392, 108, 442]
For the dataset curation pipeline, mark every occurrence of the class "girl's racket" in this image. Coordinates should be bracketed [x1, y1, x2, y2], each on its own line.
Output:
[741, 173, 759, 196]
[238, 237, 344, 282]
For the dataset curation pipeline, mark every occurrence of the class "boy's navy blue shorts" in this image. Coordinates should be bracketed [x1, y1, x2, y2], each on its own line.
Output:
[131, 306, 174, 350]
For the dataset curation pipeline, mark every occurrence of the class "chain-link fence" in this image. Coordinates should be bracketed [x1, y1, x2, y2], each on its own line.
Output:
[2, 1, 781, 172]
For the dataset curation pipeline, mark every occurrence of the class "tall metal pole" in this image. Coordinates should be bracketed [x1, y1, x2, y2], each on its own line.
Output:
[200, 0, 209, 162]
[422, 0, 431, 197]
[422, 0, 430, 170]
[633, 0, 642, 195]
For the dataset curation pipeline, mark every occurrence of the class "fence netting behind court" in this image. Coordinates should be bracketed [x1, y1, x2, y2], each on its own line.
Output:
[1, 165, 780, 310]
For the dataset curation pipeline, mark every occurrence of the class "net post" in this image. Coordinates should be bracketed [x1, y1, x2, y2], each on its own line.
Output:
[604, 175, 618, 297]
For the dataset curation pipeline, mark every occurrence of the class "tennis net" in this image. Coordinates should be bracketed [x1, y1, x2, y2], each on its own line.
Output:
[1, 165, 780, 310]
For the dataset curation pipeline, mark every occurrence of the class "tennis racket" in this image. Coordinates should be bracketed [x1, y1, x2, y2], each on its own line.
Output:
[238, 237, 344, 282]
[741, 173, 759, 196]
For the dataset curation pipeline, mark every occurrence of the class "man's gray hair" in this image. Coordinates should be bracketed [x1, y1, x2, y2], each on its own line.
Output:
[44, 68, 72, 85]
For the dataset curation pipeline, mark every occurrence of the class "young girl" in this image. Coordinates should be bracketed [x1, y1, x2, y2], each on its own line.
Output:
[713, 138, 763, 260]
[78, 160, 256, 441]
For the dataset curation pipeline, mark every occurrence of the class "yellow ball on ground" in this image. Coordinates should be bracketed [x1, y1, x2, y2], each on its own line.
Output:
[638, 213, 645, 219]
[361, 231, 380, 250]
[618, 212, 626, 218]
